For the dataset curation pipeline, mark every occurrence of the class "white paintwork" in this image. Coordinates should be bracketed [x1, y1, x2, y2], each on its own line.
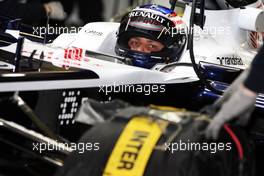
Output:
[1, 1, 263, 92]
[238, 7, 264, 32]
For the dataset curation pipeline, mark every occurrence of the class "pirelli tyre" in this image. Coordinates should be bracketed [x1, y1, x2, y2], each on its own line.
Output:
[56, 108, 255, 176]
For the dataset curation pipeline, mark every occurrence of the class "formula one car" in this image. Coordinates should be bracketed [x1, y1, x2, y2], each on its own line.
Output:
[0, 0, 264, 176]
[0, 0, 263, 111]
[0, 0, 264, 84]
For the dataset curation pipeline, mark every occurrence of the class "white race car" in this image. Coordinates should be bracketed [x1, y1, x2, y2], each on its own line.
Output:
[0, 0, 264, 113]
[0, 0, 263, 92]
[0, 2, 264, 176]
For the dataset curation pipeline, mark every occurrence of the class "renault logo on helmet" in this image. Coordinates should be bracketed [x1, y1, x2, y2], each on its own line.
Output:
[129, 11, 166, 24]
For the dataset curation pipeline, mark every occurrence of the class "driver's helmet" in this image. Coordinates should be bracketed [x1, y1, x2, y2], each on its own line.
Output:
[115, 4, 187, 69]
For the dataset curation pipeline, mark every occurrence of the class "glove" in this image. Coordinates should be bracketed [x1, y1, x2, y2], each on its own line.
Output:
[205, 85, 257, 139]
[43, 1, 66, 20]
[200, 68, 250, 117]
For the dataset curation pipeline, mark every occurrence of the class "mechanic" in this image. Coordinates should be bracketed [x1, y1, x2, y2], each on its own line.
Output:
[206, 44, 264, 139]
[0, 0, 66, 24]
[115, 4, 187, 69]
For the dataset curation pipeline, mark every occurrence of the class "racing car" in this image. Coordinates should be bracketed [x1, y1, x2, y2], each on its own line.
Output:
[0, 0, 264, 175]
[0, 0, 263, 83]
[0, 0, 263, 112]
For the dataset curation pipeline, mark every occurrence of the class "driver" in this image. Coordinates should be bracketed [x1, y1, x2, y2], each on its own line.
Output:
[115, 4, 187, 69]
[128, 36, 165, 53]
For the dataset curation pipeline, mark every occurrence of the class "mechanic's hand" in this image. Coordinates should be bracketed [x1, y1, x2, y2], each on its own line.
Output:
[205, 85, 257, 140]
[201, 69, 250, 117]
[214, 68, 250, 107]
[43, 1, 66, 20]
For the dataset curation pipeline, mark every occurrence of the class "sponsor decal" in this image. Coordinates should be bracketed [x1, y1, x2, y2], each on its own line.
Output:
[103, 117, 165, 176]
[63, 48, 84, 68]
[173, 19, 184, 25]
[64, 48, 83, 61]
[217, 56, 244, 66]
[129, 10, 166, 24]
[84, 30, 103, 36]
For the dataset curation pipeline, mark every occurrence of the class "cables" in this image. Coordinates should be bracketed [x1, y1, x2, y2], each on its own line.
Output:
[224, 124, 244, 160]
[224, 124, 245, 176]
